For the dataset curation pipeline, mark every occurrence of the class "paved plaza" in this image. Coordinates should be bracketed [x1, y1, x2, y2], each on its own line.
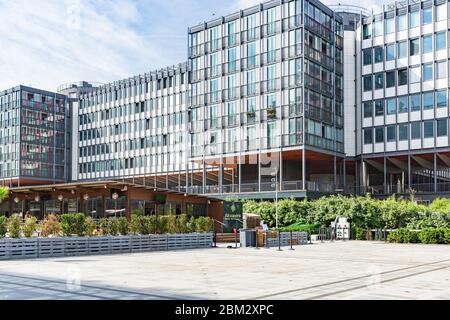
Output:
[0, 241, 449, 300]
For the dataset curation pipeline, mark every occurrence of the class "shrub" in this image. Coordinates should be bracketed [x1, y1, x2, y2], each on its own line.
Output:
[98, 218, 110, 236]
[188, 216, 197, 232]
[117, 217, 129, 235]
[204, 217, 214, 233]
[60, 213, 87, 236]
[40, 214, 61, 237]
[157, 216, 168, 234]
[195, 216, 206, 233]
[167, 215, 178, 234]
[7, 214, 22, 238]
[0, 216, 7, 238]
[84, 217, 97, 237]
[177, 214, 189, 233]
[129, 215, 141, 235]
[387, 228, 420, 243]
[419, 228, 449, 244]
[0, 187, 9, 202]
[108, 217, 119, 236]
[279, 223, 321, 234]
[23, 216, 38, 238]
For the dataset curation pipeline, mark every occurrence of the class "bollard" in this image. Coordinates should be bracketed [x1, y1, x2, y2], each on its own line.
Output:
[277, 231, 282, 251]
[289, 231, 295, 251]
[213, 227, 217, 248]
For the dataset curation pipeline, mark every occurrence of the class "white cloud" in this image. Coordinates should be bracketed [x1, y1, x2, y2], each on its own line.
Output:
[0, 0, 166, 91]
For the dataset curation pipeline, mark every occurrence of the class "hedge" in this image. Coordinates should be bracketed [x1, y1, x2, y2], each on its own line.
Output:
[388, 228, 450, 244]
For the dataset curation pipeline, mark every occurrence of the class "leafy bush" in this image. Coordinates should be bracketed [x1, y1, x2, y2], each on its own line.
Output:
[195, 216, 206, 233]
[387, 228, 420, 244]
[407, 212, 450, 229]
[204, 217, 214, 233]
[167, 215, 178, 234]
[177, 214, 189, 233]
[8, 214, 22, 238]
[108, 217, 120, 236]
[85, 217, 97, 237]
[60, 213, 87, 236]
[157, 216, 168, 234]
[279, 223, 321, 234]
[117, 217, 129, 235]
[188, 216, 197, 233]
[98, 218, 110, 236]
[129, 215, 142, 235]
[0, 216, 7, 238]
[40, 214, 61, 237]
[0, 187, 9, 202]
[23, 216, 38, 238]
[419, 228, 449, 244]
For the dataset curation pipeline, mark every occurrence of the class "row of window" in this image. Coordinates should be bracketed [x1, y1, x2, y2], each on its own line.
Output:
[363, 32, 447, 65]
[363, 90, 448, 117]
[363, 119, 448, 144]
[363, 61, 448, 91]
[363, 3, 448, 39]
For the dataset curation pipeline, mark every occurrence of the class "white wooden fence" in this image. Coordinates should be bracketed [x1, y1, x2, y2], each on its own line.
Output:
[0, 233, 213, 260]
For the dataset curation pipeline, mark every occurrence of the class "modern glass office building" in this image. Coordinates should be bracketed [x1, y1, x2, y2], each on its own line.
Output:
[0, 86, 68, 187]
[358, 0, 450, 199]
[4, 0, 450, 202]
[187, 0, 345, 199]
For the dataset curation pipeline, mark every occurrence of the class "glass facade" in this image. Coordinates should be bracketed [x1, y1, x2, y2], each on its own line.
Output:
[0, 86, 67, 186]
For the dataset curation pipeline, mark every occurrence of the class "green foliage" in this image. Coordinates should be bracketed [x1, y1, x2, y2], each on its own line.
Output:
[177, 214, 189, 233]
[60, 213, 87, 236]
[195, 216, 206, 233]
[418, 228, 449, 244]
[23, 216, 38, 238]
[204, 217, 214, 233]
[108, 217, 120, 236]
[0, 216, 7, 238]
[117, 217, 129, 235]
[40, 214, 61, 237]
[157, 216, 169, 234]
[429, 198, 450, 213]
[387, 228, 420, 243]
[279, 223, 321, 234]
[407, 212, 450, 229]
[84, 217, 97, 237]
[0, 187, 9, 201]
[167, 215, 178, 234]
[188, 216, 197, 233]
[7, 214, 22, 238]
[98, 218, 110, 236]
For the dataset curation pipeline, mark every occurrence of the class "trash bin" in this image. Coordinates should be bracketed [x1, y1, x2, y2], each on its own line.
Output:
[240, 229, 256, 247]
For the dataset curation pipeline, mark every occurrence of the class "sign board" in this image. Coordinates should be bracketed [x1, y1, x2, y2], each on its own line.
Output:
[224, 202, 243, 229]
[336, 220, 350, 240]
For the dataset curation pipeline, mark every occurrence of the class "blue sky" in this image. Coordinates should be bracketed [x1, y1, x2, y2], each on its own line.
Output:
[0, 0, 386, 91]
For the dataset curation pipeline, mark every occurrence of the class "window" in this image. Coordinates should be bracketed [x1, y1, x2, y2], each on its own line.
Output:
[374, 46, 383, 63]
[398, 96, 408, 113]
[375, 100, 384, 116]
[363, 49, 372, 65]
[385, 17, 394, 34]
[374, 73, 384, 90]
[373, 20, 383, 37]
[364, 128, 373, 144]
[398, 69, 408, 86]
[436, 90, 447, 108]
[436, 61, 447, 80]
[364, 102, 373, 118]
[375, 127, 384, 143]
[422, 7, 432, 25]
[410, 11, 420, 28]
[386, 43, 395, 61]
[363, 23, 372, 39]
[424, 121, 434, 138]
[423, 92, 434, 110]
[411, 122, 421, 139]
[397, 14, 407, 31]
[410, 66, 421, 83]
[410, 94, 421, 111]
[397, 41, 407, 58]
[387, 125, 396, 142]
[436, 4, 447, 22]
[387, 98, 396, 114]
[399, 124, 408, 141]
[422, 63, 433, 81]
[386, 71, 396, 88]
[437, 119, 448, 137]
[410, 38, 420, 56]
[422, 35, 432, 53]
[363, 76, 373, 91]
[436, 32, 446, 51]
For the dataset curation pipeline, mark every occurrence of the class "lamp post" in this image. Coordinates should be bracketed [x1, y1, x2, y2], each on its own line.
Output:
[271, 168, 279, 230]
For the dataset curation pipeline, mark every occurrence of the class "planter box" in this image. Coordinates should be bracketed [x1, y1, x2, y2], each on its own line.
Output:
[0, 233, 213, 261]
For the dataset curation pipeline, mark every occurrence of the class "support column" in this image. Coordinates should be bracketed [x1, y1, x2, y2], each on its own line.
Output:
[362, 159, 367, 192]
[343, 158, 347, 192]
[408, 155, 412, 191]
[333, 156, 337, 191]
[434, 153, 438, 193]
[383, 157, 387, 195]
[302, 149, 306, 191]
[125, 189, 131, 220]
